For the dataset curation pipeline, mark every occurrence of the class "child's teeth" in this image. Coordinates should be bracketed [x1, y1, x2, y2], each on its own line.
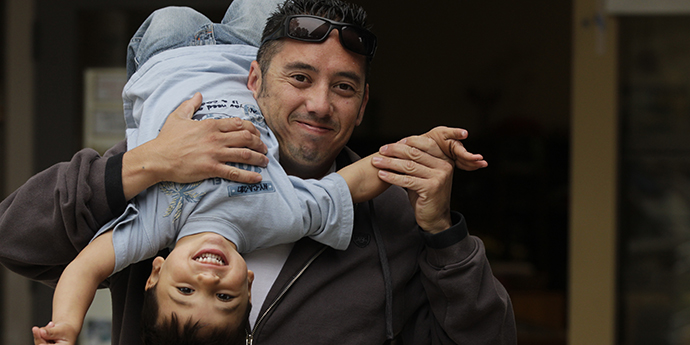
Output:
[195, 253, 225, 265]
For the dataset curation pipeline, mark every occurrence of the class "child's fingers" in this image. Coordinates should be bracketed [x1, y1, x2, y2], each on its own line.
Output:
[40, 323, 63, 341]
[456, 159, 488, 171]
[426, 126, 469, 141]
[452, 144, 487, 171]
[396, 127, 488, 171]
[32, 326, 46, 345]
[444, 135, 488, 171]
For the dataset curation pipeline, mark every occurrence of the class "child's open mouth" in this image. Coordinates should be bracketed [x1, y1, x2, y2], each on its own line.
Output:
[193, 251, 227, 266]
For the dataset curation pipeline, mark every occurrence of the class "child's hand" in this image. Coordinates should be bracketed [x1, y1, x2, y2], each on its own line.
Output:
[32, 321, 78, 345]
[421, 126, 487, 171]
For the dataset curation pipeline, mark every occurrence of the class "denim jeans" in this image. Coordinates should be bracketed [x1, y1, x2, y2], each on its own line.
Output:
[126, 0, 284, 79]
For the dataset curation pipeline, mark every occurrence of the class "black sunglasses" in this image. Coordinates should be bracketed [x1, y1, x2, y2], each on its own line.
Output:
[262, 15, 377, 59]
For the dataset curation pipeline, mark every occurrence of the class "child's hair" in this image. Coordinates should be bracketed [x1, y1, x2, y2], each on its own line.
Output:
[140, 286, 251, 345]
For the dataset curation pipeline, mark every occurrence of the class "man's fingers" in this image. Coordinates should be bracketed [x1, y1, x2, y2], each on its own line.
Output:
[218, 147, 268, 167]
[216, 166, 263, 184]
[166, 93, 268, 155]
[377, 169, 418, 190]
[215, 116, 263, 139]
[197, 117, 267, 155]
[224, 126, 268, 155]
[172, 92, 204, 120]
[398, 136, 445, 159]
[371, 155, 442, 185]
[378, 142, 452, 171]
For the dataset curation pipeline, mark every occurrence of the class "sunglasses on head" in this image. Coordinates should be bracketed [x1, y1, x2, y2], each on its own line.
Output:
[262, 15, 377, 59]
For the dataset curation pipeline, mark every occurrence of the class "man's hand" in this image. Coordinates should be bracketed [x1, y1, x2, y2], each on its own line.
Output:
[372, 135, 455, 234]
[32, 322, 78, 345]
[122, 93, 269, 200]
[373, 127, 486, 233]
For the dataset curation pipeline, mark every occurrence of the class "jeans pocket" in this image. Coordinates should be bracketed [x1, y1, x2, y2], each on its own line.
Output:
[192, 24, 216, 46]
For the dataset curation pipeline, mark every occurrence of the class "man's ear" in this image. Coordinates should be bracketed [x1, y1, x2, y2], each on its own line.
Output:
[247, 61, 262, 99]
[145, 256, 165, 291]
[355, 83, 370, 126]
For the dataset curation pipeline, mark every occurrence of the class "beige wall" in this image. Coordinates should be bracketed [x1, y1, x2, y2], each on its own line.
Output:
[569, 0, 619, 343]
[3, 1, 35, 344]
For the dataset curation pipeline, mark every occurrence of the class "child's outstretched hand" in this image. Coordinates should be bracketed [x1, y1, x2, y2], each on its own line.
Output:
[421, 126, 487, 171]
[32, 321, 78, 345]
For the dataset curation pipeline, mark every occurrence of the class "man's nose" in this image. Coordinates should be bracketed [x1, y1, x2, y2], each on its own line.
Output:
[305, 84, 332, 117]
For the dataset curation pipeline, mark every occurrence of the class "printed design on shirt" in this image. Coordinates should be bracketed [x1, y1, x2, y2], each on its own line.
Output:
[227, 182, 276, 197]
[242, 104, 268, 132]
[160, 181, 207, 221]
[191, 99, 268, 132]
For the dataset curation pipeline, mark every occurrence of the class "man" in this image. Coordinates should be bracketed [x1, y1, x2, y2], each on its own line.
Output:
[1, 0, 515, 344]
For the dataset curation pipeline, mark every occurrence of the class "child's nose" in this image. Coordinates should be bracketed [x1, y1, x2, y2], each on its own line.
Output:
[196, 271, 220, 284]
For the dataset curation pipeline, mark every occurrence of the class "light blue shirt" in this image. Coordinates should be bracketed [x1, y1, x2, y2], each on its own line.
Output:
[98, 44, 354, 274]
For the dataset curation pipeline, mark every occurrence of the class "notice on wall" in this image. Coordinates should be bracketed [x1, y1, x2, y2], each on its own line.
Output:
[607, 0, 690, 14]
[83, 68, 127, 154]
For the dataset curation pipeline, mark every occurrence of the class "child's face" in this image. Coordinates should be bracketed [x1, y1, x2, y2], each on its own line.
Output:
[145, 232, 254, 330]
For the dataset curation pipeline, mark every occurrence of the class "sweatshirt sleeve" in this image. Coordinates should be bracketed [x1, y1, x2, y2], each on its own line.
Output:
[0, 140, 127, 286]
[418, 212, 517, 344]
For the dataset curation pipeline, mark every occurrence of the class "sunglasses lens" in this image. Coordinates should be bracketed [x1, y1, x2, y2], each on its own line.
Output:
[341, 27, 370, 55]
[281, 16, 376, 57]
[289, 17, 331, 40]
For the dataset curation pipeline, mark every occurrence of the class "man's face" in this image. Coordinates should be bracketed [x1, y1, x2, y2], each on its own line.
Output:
[145, 233, 253, 330]
[248, 29, 370, 179]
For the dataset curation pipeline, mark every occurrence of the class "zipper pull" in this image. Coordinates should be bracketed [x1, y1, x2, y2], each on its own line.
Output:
[246, 333, 253, 345]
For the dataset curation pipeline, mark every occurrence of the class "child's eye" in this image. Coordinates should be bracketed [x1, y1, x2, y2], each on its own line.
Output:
[217, 293, 232, 301]
[177, 287, 194, 294]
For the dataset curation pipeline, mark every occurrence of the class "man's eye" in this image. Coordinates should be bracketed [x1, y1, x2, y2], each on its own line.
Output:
[292, 74, 308, 82]
[177, 287, 194, 294]
[217, 293, 233, 301]
[336, 83, 355, 92]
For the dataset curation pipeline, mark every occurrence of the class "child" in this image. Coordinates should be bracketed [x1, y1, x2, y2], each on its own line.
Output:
[32, 2, 487, 345]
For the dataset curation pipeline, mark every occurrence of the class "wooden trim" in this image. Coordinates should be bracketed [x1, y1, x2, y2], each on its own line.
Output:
[3, 1, 35, 343]
[569, 0, 619, 343]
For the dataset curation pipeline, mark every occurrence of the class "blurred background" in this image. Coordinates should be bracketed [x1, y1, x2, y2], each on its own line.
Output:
[2, 0, 690, 344]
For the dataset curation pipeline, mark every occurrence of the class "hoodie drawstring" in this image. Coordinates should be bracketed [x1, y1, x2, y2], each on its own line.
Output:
[369, 199, 394, 340]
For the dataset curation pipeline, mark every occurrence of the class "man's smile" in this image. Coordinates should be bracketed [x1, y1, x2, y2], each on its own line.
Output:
[295, 120, 334, 134]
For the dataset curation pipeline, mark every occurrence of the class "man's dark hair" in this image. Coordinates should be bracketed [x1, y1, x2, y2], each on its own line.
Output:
[257, 0, 373, 78]
[140, 286, 251, 345]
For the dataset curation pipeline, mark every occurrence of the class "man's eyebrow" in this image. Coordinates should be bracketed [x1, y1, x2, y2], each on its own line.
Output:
[285, 61, 317, 72]
[335, 71, 363, 85]
[284, 62, 363, 84]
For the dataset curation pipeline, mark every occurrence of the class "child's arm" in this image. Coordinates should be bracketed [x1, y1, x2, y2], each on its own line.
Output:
[337, 153, 390, 204]
[337, 126, 486, 205]
[32, 232, 115, 345]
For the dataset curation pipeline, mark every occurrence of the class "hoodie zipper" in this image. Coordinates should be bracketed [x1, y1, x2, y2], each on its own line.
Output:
[246, 245, 328, 344]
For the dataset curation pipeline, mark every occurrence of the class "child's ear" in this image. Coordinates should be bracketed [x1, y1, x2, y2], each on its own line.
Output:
[247, 270, 255, 302]
[145, 256, 165, 290]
